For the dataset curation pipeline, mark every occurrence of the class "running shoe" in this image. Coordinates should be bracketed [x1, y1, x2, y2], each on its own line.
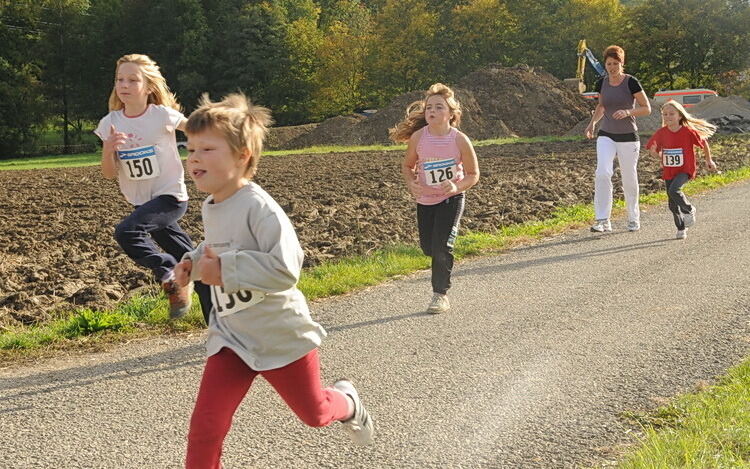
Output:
[334, 380, 374, 445]
[426, 293, 450, 314]
[590, 219, 612, 232]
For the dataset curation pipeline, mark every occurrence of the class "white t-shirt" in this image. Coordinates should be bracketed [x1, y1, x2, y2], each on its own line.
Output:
[95, 104, 189, 206]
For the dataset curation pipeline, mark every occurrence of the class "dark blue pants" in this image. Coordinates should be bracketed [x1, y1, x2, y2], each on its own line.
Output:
[665, 173, 693, 230]
[115, 195, 212, 324]
[417, 193, 465, 295]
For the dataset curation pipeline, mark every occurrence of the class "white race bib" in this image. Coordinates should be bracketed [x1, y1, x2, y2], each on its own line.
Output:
[423, 158, 457, 186]
[211, 285, 266, 317]
[118, 145, 160, 180]
[663, 148, 684, 167]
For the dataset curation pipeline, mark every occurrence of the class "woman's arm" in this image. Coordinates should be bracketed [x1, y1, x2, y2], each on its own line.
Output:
[585, 103, 605, 139]
[613, 91, 651, 119]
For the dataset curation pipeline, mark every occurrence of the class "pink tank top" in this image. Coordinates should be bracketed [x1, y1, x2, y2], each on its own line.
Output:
[415, 126, 465, 205]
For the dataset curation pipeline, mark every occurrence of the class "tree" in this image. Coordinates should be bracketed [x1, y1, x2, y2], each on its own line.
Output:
[0, 1, 48, 156]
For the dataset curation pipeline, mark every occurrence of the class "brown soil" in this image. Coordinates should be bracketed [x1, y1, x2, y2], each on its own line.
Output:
[1, 138, 748, 326]
[289, 64, 592, 147]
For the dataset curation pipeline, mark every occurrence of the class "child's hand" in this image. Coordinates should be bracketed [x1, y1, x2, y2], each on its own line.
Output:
[707, 159, 718, 171]
[440, 179, 458, 196]
[198, 246, 223, 286]
[103, 125, 128, 157]
[173, 259, 192, 287]
[407, 176, 422, 197]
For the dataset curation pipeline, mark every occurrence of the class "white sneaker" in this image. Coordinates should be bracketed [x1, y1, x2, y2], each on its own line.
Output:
[676, 229, 687, 239]
[683, 208, 696, 227]
[334, 380, 374, 445]
[426, 293, 450, 314]
[627, 220, 641, 232]
[590, 219, 612, 232]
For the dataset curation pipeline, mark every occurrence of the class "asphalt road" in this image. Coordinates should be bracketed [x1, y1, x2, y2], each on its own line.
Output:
[2, 181, 749, 469]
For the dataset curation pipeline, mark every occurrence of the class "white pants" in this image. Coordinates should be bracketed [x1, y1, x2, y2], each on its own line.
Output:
[594, 137, 640, 222]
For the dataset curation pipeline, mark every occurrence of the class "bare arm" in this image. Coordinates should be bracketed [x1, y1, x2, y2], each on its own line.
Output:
[401, 131, 422, 197]
[613, 91, 651, 120]
[101, 124, 126, 179]
[702, 141, 717, 171]
[585, 103, 605, 139]
[452, 132, 479, 193]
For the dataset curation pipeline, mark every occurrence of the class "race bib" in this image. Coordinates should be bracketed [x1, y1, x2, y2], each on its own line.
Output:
[663, 148, 684, 167]
[118, 145, 160, 180]
[211, 285, 266, 317]
[423, 158, 457, 186]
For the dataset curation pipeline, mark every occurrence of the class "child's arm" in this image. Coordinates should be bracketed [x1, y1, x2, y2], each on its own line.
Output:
[702, 141, 717, 171]
[174, 242, 206, 286]
[401, 132, 422, 197]
[100, 124, 127, 179]
[442, 132, 479, 195]
[217, 212, 307, 294]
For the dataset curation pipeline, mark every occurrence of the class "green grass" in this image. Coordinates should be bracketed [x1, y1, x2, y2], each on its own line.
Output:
[608, 359, 750, 468]
[0, 135, 585, 171]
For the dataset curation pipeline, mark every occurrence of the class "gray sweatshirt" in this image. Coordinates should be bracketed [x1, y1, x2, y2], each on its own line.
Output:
[185, 183, 326, 371]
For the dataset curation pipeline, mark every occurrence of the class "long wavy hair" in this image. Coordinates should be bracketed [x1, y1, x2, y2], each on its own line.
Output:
[389, 83, 462, 143]
[108, 54, 181, 112]
[186, 93, 273, 178]
[661, 99, 716, 139]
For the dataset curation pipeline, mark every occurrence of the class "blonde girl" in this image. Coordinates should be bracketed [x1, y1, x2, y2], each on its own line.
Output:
[94, 53, 212, 321]
[646, 99, 717, 239]
[175, 93, 374, 468]
[390, 83, 480, 313]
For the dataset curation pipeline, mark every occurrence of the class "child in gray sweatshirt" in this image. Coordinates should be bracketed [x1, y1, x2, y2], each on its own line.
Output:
[174, 93, 373, 468]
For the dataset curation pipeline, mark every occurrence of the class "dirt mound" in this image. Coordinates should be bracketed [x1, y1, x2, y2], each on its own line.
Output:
[690, 96, 750, 121]
[287, 64, 590, 147]
[456, 64, 593, 137]
[266, 123, 318, 150]
[287, 115, 365, 148]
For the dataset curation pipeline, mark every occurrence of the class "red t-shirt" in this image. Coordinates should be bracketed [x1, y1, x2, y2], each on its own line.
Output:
[646, 126, 706, 180]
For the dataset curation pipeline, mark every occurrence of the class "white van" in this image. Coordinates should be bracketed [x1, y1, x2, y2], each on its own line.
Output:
[653, 89, 718, 108]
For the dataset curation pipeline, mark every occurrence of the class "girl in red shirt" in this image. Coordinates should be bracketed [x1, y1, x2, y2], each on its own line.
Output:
[646, 100, 718, 239]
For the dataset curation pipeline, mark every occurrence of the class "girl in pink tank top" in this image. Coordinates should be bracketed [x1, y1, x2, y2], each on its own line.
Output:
[389, 83, 480, 314]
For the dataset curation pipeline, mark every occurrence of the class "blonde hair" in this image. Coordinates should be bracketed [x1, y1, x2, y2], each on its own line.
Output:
[185, 93, 273, 178]
[108, 54, 181, 112]
[389, 83, 462, 143]
[661, 100, 716, 139]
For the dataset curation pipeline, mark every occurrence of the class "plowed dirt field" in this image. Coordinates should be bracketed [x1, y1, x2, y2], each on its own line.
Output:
[1, 137, 748, 325]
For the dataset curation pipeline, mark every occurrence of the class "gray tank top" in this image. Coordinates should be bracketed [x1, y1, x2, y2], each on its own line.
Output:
[599, 75, 638, 135]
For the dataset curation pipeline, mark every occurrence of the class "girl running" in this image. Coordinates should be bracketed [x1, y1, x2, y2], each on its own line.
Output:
[390, 83, 480, 314]
[646, 99, 718, 239]
[94, 53, 211, 322]
[174, 93, 374, 468]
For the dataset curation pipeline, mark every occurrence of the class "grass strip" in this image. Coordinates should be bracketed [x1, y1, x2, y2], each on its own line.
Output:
[608, 359, 750, 468]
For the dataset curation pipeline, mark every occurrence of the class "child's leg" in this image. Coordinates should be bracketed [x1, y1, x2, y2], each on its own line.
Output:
[260, 349, 351, 427]
[416, 203, 436, 257]
[151, 220, 213, 324]
[114, 195, 188, 282]
[428, 194, 465, 295]
[615, 140, 641, 223]
[664, 179, 685, 230]
[186, 348, 258, 469]
[594, 137, 618, 220]
[666, 172, 692, 214]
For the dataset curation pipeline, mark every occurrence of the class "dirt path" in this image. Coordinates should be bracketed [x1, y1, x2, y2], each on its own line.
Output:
[1, 180, 748, 468]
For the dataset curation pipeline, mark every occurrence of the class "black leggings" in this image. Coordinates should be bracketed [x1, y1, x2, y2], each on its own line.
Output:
[417, 193, 465, 295]
[665, 173, 693, 230]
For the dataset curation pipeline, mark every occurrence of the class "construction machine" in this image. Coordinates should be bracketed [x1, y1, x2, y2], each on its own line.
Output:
[564, 39, 607, 94]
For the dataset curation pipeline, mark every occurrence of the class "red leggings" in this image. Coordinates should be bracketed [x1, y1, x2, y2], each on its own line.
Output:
[185, 347, 349, 469]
